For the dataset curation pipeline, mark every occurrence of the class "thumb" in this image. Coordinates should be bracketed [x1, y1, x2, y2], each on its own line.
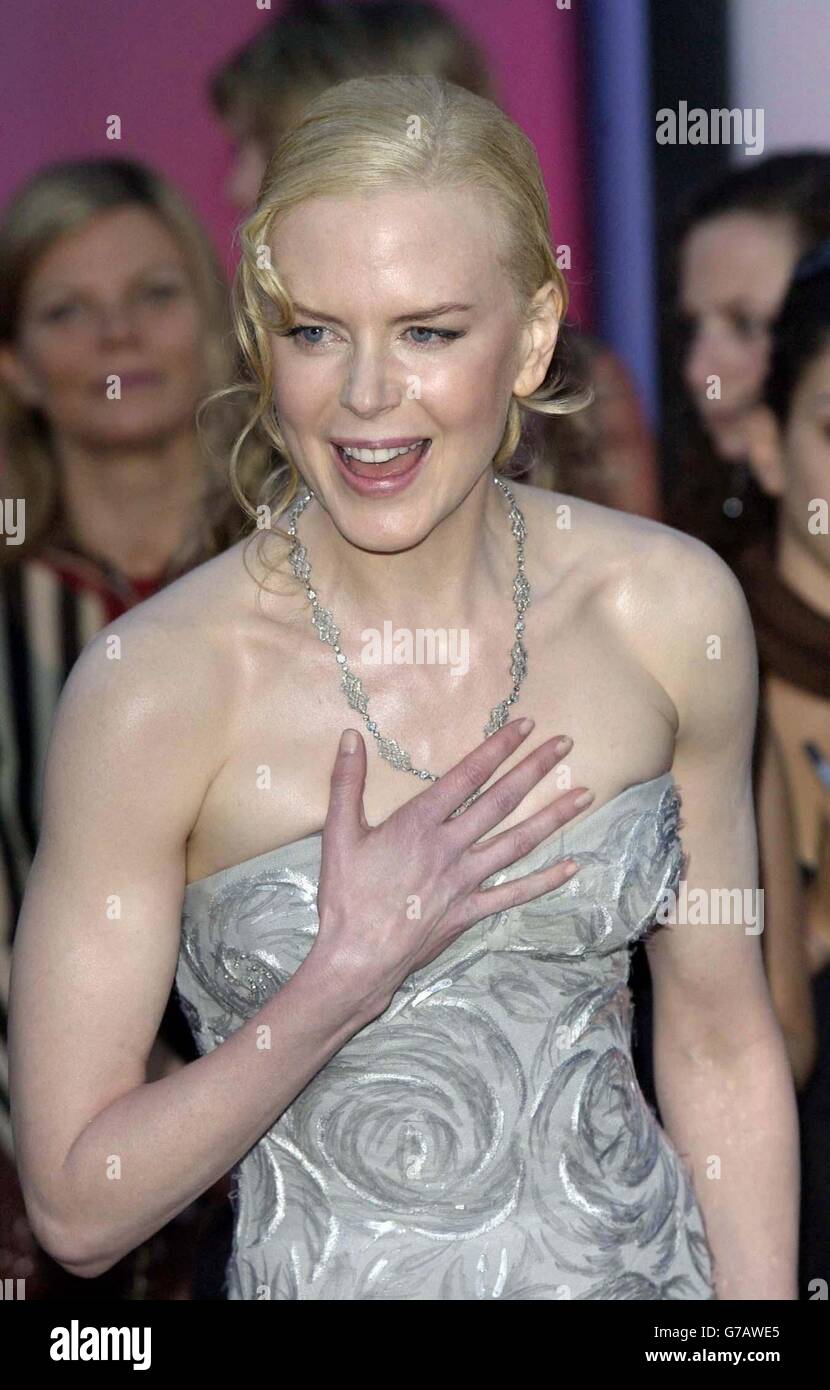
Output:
[325, 728, 368, 837]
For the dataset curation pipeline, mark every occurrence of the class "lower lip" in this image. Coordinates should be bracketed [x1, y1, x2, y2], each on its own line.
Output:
[331, 439, 431, 496]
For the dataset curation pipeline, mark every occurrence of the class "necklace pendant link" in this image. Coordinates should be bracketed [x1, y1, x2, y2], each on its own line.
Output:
[341, 670, 369, 714]
[513, 572, 531, 612]
[510, 638, 528, 685]
[290, 542, 311, 583]
[312, 604, 340, 646]
[375, 735, 413, 771]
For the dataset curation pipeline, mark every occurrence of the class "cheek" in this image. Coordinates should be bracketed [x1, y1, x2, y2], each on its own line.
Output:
[24, 335, 89, 392]
[270, 352, 331, 426]
[152, 304, 204, 361]
[419, 340, 514, 429]
[736, 339, 771, 394]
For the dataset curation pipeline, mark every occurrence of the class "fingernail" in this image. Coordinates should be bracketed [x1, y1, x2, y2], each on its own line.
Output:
[517, 718, 535, 736]
[555, 735, 573, 755]
[573, 789, 594, 809]
[341, 730, 358, 753]
[562, 860, 580, 877]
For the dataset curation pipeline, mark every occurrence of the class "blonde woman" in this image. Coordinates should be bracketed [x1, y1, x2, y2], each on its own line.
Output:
[211, 0, 661, 521]
[10, 78, 797, 1300]
[0, 157, 263, 1293]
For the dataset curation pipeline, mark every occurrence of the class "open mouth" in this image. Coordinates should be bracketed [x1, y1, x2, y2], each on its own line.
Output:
[332, 438, 431, 480]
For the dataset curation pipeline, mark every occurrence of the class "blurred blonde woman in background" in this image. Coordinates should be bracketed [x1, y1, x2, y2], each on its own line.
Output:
[0, 156, 265, 1296]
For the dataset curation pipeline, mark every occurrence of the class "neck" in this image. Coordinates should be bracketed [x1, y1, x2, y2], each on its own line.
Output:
[776, 517, 830, 623]
[53, 425, 204, 579]
[298, 470, 516, 631]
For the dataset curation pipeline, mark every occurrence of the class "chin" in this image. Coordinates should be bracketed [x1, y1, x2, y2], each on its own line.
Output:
[711, 429, 750, 463]
[335, 514, 438, 556]
[698, 415, 750, 463]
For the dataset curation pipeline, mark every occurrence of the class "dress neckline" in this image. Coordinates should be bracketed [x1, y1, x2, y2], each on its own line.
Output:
[183, 770, 675, 900]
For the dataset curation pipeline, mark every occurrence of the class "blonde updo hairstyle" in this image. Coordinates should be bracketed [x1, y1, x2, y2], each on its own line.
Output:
[213, 74, 592, 580]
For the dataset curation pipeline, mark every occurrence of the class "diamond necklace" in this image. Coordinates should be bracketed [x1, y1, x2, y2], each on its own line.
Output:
[286, 473, 531, 816]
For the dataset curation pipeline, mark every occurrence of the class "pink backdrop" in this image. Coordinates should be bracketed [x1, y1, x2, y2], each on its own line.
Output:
[2, 0, 592, 325]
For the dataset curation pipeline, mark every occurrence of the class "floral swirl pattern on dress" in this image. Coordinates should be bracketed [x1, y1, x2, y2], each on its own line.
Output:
[176, 772, 715, 1300]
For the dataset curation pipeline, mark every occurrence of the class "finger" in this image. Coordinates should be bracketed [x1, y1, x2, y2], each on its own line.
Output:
[466, 857, 580, 922]
[323, 728, 368, 843]
[448, 732, 574, 846]
[467, 784, 593, 882]
[410, 717, 537, 824]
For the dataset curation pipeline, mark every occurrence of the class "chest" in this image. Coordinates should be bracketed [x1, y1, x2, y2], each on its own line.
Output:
[185, 583, 677, 884]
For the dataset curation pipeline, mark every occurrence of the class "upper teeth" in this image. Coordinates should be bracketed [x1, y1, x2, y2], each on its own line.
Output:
[339, 441, 426, 463]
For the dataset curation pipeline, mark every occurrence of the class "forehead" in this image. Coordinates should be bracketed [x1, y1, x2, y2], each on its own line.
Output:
[681, 211, 797, 309]
[268, 186, 511, 310]
[28, 207, 185, 291]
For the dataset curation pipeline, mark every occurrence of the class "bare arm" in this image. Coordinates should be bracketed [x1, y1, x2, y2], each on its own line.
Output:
[10, 610, 586, 1280]
[756, 725, 817, 1090]
[637, 534, 799, 1300]
[8, 618, 375, 1279]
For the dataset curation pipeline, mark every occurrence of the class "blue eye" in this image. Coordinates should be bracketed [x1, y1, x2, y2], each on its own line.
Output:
[285, 325, 330, 347]
[406, 326, 463, 346]
[284, 323, 464, 350]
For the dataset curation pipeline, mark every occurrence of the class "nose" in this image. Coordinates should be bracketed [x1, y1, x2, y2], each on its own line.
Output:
[340, 341, 402, 418]
[96, 301, 140, 343]
[684, 320, 729, 397]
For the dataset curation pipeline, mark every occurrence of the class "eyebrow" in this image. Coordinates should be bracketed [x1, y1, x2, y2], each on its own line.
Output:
[291, 301, 474, 327]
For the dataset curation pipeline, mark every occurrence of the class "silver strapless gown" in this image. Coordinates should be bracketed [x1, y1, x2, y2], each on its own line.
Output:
[176, 772, 716, 1300]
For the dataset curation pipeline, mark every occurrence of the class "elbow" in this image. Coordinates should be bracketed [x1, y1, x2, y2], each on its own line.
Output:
[26, 1197, 121, 1280]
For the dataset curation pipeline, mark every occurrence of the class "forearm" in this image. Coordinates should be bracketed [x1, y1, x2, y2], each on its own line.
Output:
[41, 953, 372, 1277]
[654, 1028, 800, 1300]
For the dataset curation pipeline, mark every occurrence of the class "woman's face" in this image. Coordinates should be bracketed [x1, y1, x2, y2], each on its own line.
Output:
[267, 185, 557, 553]
[0, 206, 207, 451]
[777, 343, 830, 570]
[679, 211, 800, 460]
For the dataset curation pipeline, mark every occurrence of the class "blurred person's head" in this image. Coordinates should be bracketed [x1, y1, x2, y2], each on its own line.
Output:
[0, 158, 259, 565]
[210, 0, 496, 209]
[745, 241, 830, 579]
[677, 152, 830, 462]
[211, 73, 591, 573]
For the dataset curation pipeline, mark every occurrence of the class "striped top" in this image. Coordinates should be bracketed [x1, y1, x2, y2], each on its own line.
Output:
[0, 543, 195, 1157]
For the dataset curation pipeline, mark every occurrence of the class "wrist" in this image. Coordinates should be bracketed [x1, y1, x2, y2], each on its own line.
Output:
[297, 942, 388, 1031]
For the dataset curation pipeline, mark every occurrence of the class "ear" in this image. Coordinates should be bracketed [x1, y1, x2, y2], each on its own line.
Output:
[0, 343, 42, 407]
[745, 404, 786, 498]
[512, 279, 562, 398]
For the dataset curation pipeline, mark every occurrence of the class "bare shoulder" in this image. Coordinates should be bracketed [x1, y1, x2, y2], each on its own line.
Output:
[516, 478, 743, 599]
[52, 540, 260, 783]
[72, 542, 241, 680]
[515, 481, 758, 735]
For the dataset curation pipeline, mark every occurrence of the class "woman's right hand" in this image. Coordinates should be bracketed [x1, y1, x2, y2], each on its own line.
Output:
[311, 717, 593, 1021]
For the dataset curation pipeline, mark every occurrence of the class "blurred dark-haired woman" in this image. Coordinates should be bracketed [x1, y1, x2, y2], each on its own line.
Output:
[739, 243, 830, 1295]
[668, 151, 830, 562]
